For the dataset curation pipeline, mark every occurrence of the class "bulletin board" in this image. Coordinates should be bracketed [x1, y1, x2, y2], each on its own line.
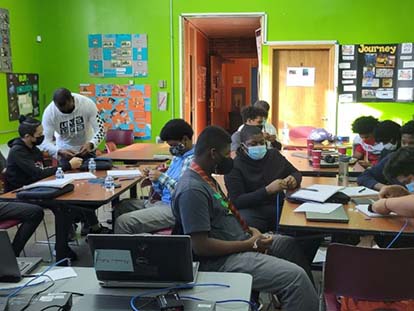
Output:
[88, 34, 148, 77]
[0, 8, 12, 72]
[7, 73, 39, 121]
[80, 84, 151, 140]
[338, 43, 414, 103]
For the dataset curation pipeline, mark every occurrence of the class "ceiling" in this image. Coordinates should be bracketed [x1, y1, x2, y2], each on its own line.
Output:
[186, 17, 261, 38]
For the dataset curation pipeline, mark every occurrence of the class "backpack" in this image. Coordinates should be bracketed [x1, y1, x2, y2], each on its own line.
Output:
[80, 158, 113, 171]
[16, 184, 75, 199]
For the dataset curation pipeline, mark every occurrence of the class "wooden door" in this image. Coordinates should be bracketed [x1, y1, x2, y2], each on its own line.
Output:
[271, 47, 335, 133]
[209, 55, 226, 128]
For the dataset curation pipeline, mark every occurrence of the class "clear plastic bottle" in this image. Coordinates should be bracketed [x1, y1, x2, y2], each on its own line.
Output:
[104, 175, 115, 192]
[55, 167, 64, 179]
[281, 122, 290, 144]
[88, 158, 96, 173]
[338, 155, 351, 187]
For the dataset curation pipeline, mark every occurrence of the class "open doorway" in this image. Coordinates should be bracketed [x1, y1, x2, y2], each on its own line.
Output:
[181, 14, 264, 137]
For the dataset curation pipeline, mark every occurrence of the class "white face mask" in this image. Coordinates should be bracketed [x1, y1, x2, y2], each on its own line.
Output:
[383, 142, 398, 151]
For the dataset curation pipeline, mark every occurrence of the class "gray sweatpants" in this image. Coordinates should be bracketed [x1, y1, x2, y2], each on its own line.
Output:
[203, 235, 319, 311]
[114, 199, 175, 234]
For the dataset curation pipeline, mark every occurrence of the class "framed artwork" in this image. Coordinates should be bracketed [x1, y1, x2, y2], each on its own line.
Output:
[231, 87, 246, 112]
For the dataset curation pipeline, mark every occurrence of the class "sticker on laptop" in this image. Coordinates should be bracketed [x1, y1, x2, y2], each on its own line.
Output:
[94, 249, 134, 272]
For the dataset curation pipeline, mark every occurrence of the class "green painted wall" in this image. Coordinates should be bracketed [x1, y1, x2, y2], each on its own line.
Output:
[0, 0, 43, 143]
[1, 0, 414, 143]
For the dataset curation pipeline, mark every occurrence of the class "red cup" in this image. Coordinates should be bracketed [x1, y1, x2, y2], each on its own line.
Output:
[338, 147, 347, 155]
[311, 150, 322, 168]
[307, 139, 314, 157]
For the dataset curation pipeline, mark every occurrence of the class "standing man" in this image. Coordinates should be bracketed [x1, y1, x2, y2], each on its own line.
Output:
[41, 87, 105, 161]
[41, 88, 106, 234]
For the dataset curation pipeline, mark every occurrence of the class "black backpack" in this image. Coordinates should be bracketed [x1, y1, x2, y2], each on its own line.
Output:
[80, 158, 113, 171]
[16, 184, 75, 199]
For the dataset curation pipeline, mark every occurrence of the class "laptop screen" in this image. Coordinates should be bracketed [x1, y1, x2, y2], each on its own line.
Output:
[87, 234, 195, 283]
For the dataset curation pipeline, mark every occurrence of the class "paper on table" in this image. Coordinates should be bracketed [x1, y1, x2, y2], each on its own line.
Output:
[107, 170, 142, 177]
[340, 186, 378, 197]
[355, 204, 396, 218]
[294, 202, 342, 214]
[63, 172, 97, 180]
[22, 178, 74, 190]
[0, 267, 78, 290]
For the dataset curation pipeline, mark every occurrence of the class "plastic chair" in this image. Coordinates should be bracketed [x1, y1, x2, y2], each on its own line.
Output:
[105, 141, 117, 153]
[106, 129, 134, 146]
[323, 243, 414, 310]
[289, 125, 316, 140]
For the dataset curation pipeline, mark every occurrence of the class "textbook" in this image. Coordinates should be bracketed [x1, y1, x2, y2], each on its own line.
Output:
[22, 178, 74, 190]
[106, 170, 142, 178]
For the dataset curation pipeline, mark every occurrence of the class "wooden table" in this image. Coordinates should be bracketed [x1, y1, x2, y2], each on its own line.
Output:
[283, 138, 352, 150]
[0, 168, 143, 262]
[105, 143, 170, 163]
[281, 150, 365, 177]
[279, 176, 414, 236]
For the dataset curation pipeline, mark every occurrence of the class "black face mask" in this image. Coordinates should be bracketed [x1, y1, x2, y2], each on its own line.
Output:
[34, 135, 45, 145]
[214, 153, 233, 175]
[256, 125, 264, 131]
[62, 106, 75, 114]
[169, 143, 186, 156]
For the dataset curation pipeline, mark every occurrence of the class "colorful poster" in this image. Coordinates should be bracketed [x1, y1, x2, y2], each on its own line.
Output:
[7, 73, 39, 120]
[0, 8, 12, 72]
[80, 84, 151, 139]
[88, 34, 148, 77]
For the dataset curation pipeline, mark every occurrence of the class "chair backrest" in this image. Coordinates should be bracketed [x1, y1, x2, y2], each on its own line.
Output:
[289, 125, 316, 140]
[106, 129, 134, 146]
[0, 219, 21, 230]
[105, 141, 117, 153]
[324, 243, 414, 310]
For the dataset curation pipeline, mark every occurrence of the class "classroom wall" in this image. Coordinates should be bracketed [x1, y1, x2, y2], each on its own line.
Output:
[1, 0, 413, 143]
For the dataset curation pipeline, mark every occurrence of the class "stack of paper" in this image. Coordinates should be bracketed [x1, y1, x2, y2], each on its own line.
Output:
[153, 154, 172, 160]
[107, 170, 142, 178]
[340, 186, 378, 197]
[294, 202, 342, 214]
[290, 184, 344, 203]
[63, 172, 97, 180]
[22, 178, 74, 190]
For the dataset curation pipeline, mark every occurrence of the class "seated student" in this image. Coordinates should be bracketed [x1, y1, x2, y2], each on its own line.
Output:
[374, 120, 401, 160]
[172, 126, 318, 311]
[6, 116, 106, 261]
[351, 115, 382, 167]
[0, 151, 44, 256]
[115, 119, 194, 234]
[372, 147, 414, 216]
[253, 100, 282, 150]
[225, 124, 300, 233]
[358, 120, 414, 191]
[230, 106, 267, 158]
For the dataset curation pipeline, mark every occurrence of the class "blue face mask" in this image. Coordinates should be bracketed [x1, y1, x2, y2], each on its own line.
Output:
[245, 144, 267, 160]
[406, 182, 414, 193]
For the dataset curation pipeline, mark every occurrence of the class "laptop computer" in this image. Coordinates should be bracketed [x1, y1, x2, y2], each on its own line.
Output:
[306, 206, 349, 223]
[0, 230, 42, 282]
[87, 234, 199, 288]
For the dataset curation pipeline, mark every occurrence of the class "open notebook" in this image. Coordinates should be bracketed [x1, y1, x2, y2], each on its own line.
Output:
[290, 184, 344, 203]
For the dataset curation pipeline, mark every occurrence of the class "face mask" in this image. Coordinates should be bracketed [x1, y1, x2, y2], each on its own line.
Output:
[34, 135, 45, 145]
[406, 182, 414, 193]
[383, 142, 397, 151]
[62, 106, 75, 114]
[169, 143, 186, 156]
[256, 125, 264, 131]
[214, 153, 233, 175]
[245, 144, 267, 160]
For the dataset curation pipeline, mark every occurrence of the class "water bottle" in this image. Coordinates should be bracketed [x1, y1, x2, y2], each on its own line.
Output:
[55, 167, 64, 179]
[281, 122, 290, 144]
[338, 155, 351, 187]
[104, 175, 115, 192]
[88, 158, 96, 173]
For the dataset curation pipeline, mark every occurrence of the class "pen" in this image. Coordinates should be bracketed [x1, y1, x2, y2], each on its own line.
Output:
[119, 177, 135, 181]
[299, 188, 319, 192]
[358, 187, 366, 193]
